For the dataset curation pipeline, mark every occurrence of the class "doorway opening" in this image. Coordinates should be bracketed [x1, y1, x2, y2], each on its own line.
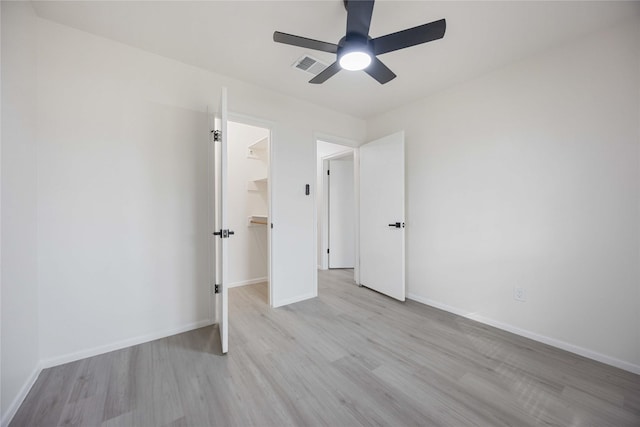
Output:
[314, 132, 406, 302]
[316, 140, 358, 287]
[227, 119, 271, 306]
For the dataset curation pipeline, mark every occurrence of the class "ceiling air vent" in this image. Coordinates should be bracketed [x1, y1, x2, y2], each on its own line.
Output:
[292, 55, 328, 76]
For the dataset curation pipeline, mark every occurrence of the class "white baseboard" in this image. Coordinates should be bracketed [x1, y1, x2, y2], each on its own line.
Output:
[273, 292, 315, 308]
[228, 277, 268, 289]
[407, 293, 640, 375]
[1, 362, 43, 427]
[40, 319, 214, 369]
[3, 319, 214, 426]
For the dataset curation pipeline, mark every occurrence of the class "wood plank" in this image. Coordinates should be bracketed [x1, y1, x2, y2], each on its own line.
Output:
[10, 269, 640, 426]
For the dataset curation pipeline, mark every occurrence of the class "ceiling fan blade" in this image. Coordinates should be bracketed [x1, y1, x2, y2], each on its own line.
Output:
[346, 0, 375, 36]
[372, 18, 446, 55]
[364, 57, 396, 84]
[273, 31, 339, 53]
[309, 61, 341, 84]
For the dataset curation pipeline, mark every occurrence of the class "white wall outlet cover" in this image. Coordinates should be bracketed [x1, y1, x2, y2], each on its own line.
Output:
[514, 287, 527, 302]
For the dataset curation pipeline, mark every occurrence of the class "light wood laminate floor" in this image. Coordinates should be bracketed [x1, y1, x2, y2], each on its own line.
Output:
[11, 269, 640, 426]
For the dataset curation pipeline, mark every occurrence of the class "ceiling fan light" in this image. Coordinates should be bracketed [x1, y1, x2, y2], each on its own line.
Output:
[339, 51, 372, 71]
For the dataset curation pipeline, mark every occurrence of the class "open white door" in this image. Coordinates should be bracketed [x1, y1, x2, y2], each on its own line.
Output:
[359, 131, 405, 301]
[213, 87, 230, 353]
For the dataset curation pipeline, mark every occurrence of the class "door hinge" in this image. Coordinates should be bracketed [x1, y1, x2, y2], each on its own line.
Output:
[214, 284, 220, 294]
[327, 248, 330, 254]
[211, 130, 221, 142]
[327, 169, 330, 175]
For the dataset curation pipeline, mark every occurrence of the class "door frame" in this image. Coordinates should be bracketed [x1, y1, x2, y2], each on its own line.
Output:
[226, 111, 276, 308]
[314, 133, 360, 295]
[323, 151, 355, 270]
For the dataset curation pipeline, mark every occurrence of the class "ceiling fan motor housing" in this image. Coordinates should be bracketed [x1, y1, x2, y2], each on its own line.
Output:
[337, 33, 372, 61]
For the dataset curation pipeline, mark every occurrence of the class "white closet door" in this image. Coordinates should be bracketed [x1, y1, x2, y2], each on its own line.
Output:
[213, 87, 230, 354]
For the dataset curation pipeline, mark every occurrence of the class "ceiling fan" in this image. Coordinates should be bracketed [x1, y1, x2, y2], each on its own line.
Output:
[273, 0, 446, 84]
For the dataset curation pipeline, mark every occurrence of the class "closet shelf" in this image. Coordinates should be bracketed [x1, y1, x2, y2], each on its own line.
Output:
[247, 177, 268, 191]
[248, 137, 268, 151]
[247, 137, 268, 159]
[248, 215, 268, 225]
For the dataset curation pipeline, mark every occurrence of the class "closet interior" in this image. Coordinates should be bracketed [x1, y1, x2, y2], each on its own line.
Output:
[227, 121, 270, 303]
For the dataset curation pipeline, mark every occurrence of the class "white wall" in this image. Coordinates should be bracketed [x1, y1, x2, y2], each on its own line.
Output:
[36, 29, 212, 364]
[1, 2, 40, 423]
[227, 121, 269, 287]
[34, 17, 365, 364]
[367, 20, 640, 372]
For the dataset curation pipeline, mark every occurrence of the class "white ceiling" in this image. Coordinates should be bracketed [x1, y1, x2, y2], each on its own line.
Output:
[32, 1, 640, 119]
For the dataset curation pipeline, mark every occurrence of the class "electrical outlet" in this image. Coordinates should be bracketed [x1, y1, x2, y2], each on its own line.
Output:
[514, 287, 527, 302]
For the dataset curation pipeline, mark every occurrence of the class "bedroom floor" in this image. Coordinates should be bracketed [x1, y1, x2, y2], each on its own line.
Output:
[10, 268, 640, 426]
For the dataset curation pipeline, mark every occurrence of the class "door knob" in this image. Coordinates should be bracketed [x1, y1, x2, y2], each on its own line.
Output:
[388, 222, 401, 228]
[215, 229, 236, 238]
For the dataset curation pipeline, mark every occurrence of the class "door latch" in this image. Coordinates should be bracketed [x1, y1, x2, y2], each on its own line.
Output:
[388, 222, 405, 228]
